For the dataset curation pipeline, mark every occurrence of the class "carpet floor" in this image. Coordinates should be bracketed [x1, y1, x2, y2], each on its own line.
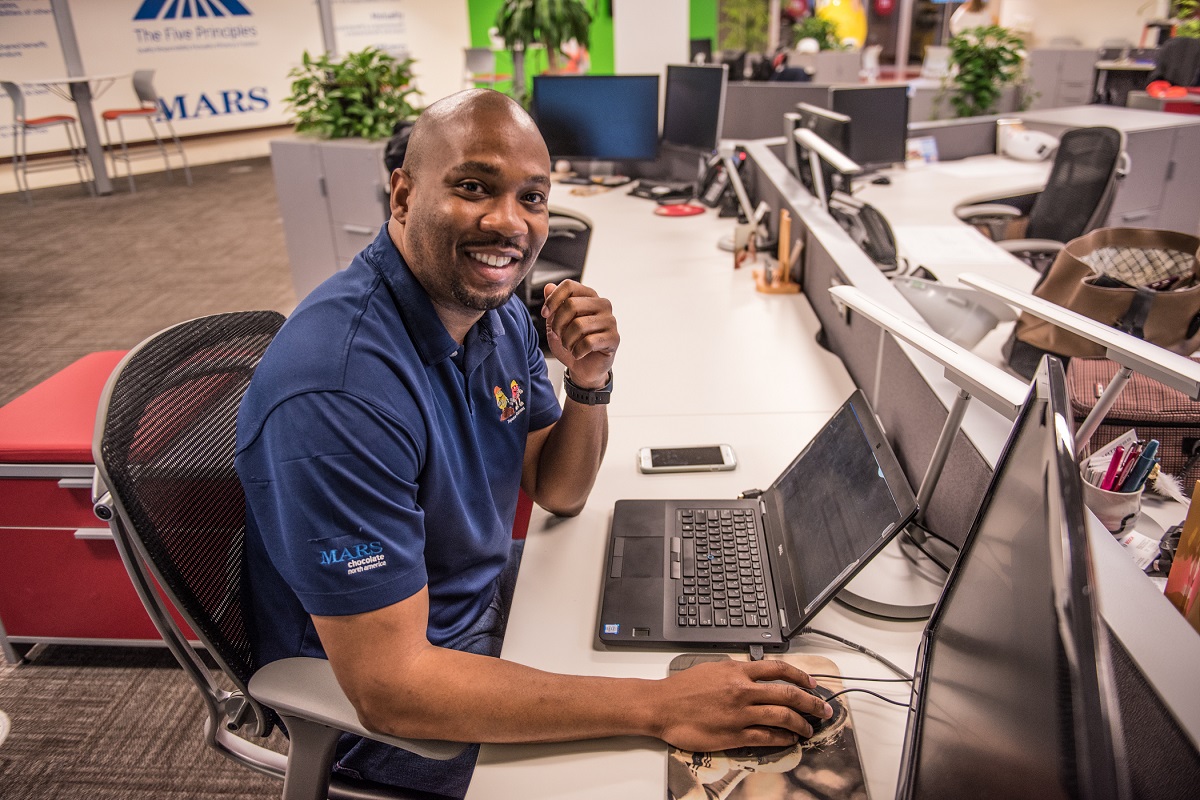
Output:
[1, 158, 296, 797]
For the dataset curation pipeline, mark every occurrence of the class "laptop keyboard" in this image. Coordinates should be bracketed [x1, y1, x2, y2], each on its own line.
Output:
[672, 508, 772, 628]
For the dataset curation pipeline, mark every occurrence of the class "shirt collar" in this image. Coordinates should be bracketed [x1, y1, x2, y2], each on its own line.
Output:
[366, 225, 505, 367]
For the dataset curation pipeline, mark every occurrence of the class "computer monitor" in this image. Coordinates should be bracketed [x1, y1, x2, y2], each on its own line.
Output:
[689, 38, 713, 64]
[829, 84, 909, 171]
[530, 75, 660, 168]
[897, 357, 1129, 800]
[661, 64, 728, 154]
[785, 103, 853, 209]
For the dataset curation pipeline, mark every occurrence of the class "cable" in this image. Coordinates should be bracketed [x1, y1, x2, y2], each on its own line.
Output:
[898, 532, 952, 574]
[910, 520, 961, 553]
[800, 627, 914, 682]
[825, 687, 913, 710]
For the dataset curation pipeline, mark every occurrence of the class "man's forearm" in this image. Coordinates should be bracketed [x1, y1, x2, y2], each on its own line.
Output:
[530, 398, 608, 516]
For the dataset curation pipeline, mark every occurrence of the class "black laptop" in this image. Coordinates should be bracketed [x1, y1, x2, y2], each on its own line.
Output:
[598, 390, 918, 651]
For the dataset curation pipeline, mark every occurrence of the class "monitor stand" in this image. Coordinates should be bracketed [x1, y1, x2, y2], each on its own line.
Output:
[837, 387, 974, 620]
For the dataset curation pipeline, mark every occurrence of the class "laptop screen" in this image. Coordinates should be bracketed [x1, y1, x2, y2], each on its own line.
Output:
[767, 393, 917, 628]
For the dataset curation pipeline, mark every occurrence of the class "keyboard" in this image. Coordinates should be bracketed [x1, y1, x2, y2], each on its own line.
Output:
[672, 508, 771, 628]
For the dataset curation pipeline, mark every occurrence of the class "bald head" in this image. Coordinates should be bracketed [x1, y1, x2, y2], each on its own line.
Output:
[403, 89, 546, 180]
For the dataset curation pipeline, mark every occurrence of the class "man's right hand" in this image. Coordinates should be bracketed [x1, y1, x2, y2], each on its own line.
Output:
[651, 658, 833, 753]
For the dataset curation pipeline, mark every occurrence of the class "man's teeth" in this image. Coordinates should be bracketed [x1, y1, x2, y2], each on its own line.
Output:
[470, 252, 513, 268]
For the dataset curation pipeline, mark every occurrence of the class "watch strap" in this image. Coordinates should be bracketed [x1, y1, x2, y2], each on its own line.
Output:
[563, 370, 613, 405]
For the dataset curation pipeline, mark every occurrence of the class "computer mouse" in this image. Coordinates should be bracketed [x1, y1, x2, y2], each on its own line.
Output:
[799, 684, 845, 739]
[871, 176, 891, 185]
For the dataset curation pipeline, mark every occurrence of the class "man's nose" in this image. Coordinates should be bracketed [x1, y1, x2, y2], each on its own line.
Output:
[479, 194, 528, 239]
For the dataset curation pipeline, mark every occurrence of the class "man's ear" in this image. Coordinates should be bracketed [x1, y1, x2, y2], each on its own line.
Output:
[389, 168, 412, 223]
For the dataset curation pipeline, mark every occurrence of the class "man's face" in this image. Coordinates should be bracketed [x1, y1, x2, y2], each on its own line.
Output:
[392, 110, 551, 319]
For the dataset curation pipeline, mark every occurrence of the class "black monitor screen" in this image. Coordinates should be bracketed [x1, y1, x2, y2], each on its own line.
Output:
[531, 75, 659, 162]
[787, 103, 850, 205]
[830, 84, 909, 170]
[898, 357, 1128, 800]
[662, 64, 728, 153]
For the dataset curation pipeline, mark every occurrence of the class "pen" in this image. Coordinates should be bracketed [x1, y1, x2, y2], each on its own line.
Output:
[1112, 443, 1142, 492]
[1100, 446, 1125, 490]
[1121, 439, 1159, 493]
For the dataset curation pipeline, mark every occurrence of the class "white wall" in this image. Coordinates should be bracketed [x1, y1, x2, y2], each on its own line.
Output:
[1000, 0, 1171, 48]
[331, 0, 469, 106]
[612, 0, 688, 75]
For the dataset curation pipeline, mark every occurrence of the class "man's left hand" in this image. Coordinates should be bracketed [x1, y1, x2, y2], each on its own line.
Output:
[542, 281, 619, 389]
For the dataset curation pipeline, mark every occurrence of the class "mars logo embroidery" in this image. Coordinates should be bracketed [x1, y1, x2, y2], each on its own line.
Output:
[493, 379, 526, 423]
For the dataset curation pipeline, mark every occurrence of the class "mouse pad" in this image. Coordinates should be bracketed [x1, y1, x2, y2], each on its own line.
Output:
[666, 654, 867, 800]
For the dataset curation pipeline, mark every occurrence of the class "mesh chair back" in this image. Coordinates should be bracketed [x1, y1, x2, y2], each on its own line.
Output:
[1026, 126, 1123, 243]
[95, 311, 284, 694]
[132, 69, 159, 107]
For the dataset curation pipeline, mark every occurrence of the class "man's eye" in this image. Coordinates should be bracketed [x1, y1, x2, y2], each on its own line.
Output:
[524, 192, 547, 205]
[460, 180, 486, 193]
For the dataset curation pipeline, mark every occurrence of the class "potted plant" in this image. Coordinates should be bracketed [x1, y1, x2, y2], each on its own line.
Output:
[1176, 0, 1200, 38]
[495, 0, 593, 102]
[720, 0, 770, 53]
[791, 14, 847, 51]
[941, 24, 1027, 118]
[284, 46, 421, 140]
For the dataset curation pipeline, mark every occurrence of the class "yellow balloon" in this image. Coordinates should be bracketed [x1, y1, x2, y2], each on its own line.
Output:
[816, 0, 867, 48]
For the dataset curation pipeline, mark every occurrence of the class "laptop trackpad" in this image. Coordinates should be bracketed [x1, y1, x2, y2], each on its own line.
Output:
[613, 536, 663, 578]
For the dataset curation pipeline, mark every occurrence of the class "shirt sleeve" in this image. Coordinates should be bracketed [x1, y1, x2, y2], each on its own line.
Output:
[238, 390, 430, 617]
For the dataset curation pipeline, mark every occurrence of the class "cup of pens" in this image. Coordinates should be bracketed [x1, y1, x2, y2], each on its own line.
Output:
[1081, 438, 1160, 535]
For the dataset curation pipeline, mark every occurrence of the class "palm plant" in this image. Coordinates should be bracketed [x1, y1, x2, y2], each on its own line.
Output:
[495, 0, 593, 101]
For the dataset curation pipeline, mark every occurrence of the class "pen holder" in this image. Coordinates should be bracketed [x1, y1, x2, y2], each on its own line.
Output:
[1081, 473, 1143, 535]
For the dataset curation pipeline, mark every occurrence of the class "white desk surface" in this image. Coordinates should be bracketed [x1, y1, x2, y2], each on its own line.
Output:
[546, 185, 855, 417]
[471, 413, 921, 800]
[469, 186, 909, 799]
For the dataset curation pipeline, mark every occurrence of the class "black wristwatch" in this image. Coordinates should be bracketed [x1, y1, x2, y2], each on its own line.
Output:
[563, 370, 613, 405]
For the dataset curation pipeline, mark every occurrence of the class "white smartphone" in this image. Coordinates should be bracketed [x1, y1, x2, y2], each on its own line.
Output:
[637, 444, 737, 474]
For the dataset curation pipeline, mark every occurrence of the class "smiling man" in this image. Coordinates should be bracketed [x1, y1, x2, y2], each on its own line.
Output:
[235, 90, 828, 798]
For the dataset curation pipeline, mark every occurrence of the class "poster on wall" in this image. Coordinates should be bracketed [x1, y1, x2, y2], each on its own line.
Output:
[67, 0, 324, 147]
[0, 0, 72, 157]
[331, 0, 469, 107]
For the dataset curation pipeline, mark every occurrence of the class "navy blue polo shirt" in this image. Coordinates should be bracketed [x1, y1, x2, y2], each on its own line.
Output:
[235, 226, 561, 666]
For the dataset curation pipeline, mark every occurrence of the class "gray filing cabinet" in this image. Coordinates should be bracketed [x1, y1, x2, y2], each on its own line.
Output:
[1022, 106, 1200, 236]
[270, 136, 389, 301]
[1026, 48, 1097, 110]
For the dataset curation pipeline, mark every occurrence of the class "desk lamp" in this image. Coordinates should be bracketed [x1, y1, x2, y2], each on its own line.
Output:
[828, 285, 1029, 619]
[959, 273, 1200, 452]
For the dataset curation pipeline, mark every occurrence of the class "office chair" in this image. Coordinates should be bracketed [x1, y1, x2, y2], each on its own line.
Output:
[2, 80, 93, 203]
[100, 69, 191, 193]
[1148, 36, 1200, 88]
[463, 47, 510, 89]
[520, 207, 593, 346]
[955, 126, 1127, 275]
[91, 311, 463, 800]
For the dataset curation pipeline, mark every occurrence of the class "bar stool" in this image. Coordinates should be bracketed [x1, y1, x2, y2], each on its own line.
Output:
[101, 69, 191, 192]
[2, 81, 94, 203]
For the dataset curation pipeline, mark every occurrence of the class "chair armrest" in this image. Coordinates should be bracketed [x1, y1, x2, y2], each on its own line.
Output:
[248, 657, 465, 761]
[997, 239, 1064, 257]
[954, 203, 1023, 224]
